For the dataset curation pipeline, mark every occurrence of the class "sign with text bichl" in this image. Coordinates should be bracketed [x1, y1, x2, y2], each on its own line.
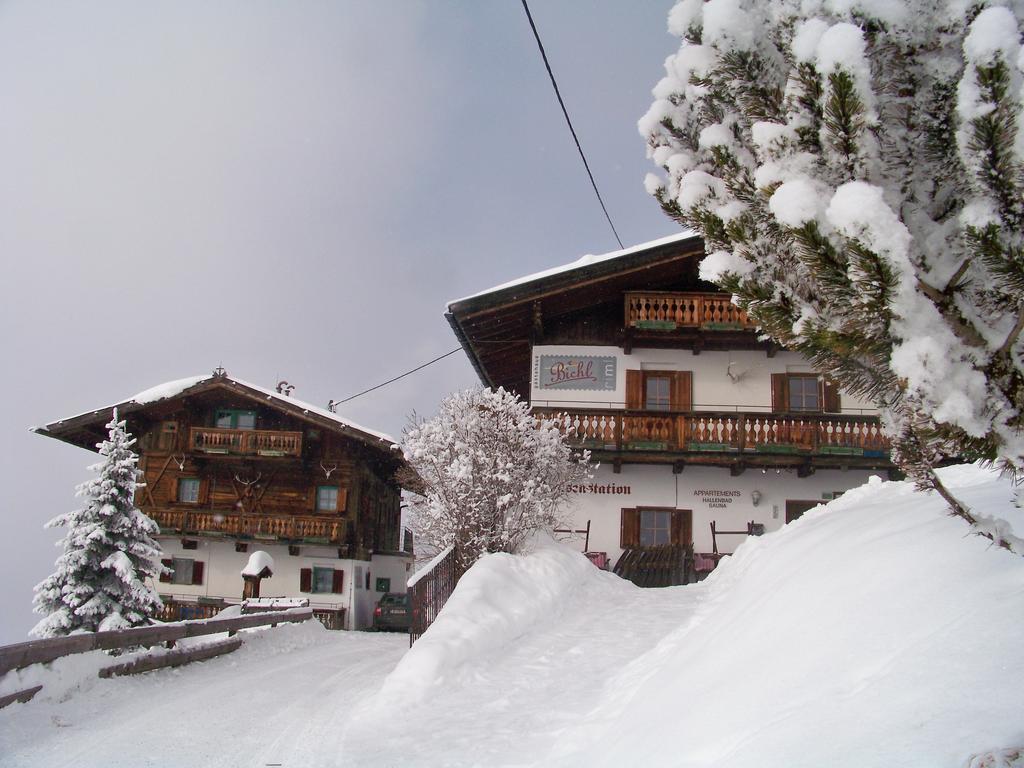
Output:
[535, 355, 616, 391]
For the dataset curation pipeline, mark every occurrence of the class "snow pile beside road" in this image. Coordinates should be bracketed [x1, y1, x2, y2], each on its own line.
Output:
[552, 465, 1024, 767]
[374, 533, 622, 708]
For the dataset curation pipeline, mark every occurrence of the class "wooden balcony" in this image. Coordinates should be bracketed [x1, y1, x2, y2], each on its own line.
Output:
[537, 408, 889, 461]
[150, 508, 345, 543]
[625, 292, 756, 331]
[189, 427, 303, 458]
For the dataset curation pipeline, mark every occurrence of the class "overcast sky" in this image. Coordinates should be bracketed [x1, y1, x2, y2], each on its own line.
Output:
[0, 1, 678, 643]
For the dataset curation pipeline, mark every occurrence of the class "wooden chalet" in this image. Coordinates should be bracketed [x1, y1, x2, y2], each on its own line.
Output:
[34, 370, 414, 630]
[446, 234, 896, 585]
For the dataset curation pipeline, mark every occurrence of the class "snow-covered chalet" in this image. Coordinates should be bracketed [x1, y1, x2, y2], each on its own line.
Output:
[446, 234, 897, 584]
[34, 370, 413, 630]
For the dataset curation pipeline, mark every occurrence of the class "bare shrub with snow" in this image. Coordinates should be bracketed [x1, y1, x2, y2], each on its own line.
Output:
[31, 411, 165, 637]
[402, 387, 591, 574]
[641, 0, 1024, 547]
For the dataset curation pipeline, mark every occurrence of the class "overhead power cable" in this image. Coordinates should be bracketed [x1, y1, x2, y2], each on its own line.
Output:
[520, 0, 624, 250]
[329, 347, 462, 407]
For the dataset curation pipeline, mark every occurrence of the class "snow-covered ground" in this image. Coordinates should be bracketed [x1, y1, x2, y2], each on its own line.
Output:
[2, 464, 1022, 767]
[0, 623, 409, 768]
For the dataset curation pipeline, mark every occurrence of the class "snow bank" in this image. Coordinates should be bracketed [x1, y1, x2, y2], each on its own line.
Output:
[551, 464, 1024, 767]
[373, 534, 617, 708]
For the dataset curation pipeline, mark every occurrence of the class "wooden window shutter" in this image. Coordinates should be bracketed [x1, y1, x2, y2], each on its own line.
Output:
[337, 487, 348, 513]
[332, 569, 345, 594]
[671, 510, 693, 546]
[160, 558, 173, 583]
[620, 508, 639, 548]
[625, 370, 643, 410]
[198, 478, 210, 506]
[299, 568, 312, 592]
[169, 475, 179, 503]
[822, 378, 842, 413]
[672, 371, 692, 411]
[771, 373, 788, 412]
[191, 561, 204, 585]
[306, 486, 317, 512]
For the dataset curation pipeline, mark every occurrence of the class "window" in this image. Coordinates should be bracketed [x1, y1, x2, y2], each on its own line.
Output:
[644, 376, 672, 411]
[376, 577, 391, 593]
[177, 478, 201, 504]
[215, 409, 257, 430]
[620, 508, 692, 548]
[788, 376, 820, 411]
[316, 486, 339, 512]
[639, 509, 673, 546]
[300, 567, 344, 594]
[771, 374, 840, 413]
[166, 557, 204, 585]
[313, 566, 334, 593]
[626, 370, 692, 411]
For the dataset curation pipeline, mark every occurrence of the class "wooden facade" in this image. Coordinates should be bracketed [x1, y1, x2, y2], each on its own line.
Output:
[35, 373, 413, 628]
[447, 235, 893, 476]
[37, 374, 406, 560]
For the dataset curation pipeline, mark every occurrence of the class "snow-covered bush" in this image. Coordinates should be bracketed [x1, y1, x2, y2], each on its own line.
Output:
[32, 411, 165, 636]
[641, 0, 1024, 543]
[402, 388, 591, 574]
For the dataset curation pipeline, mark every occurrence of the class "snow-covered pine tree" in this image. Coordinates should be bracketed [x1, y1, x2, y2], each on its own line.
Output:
[32, 410, 165, 637]
[641, 0, 1024, 548]
[402, 387, 592, 575]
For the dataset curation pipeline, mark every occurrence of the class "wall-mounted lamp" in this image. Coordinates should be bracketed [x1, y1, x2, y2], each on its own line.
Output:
[751, 490, 762, 507]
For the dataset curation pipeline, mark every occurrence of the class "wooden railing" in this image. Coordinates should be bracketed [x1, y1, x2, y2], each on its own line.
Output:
[539, 408, 889, 457]
[409, 545, 459, 646]
[625, 291, 756, 330]
[150, 508, 345, 543]
[0, 608, 313, 709]
[189, 427, 303, 457]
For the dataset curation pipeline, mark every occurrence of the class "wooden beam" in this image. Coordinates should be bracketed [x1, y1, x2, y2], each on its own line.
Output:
[98, 636, 243, 678]
[797, 462, 815, 478]
[0, 685, 42, 711]
[672, 460, 685, 474]
[730, 462, 746, 477]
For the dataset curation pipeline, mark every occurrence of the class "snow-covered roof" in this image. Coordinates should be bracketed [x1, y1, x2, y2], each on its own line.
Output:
[241, 550, 275, 577]
[35, 372, 397, 448]
[446, 231, 696, 308]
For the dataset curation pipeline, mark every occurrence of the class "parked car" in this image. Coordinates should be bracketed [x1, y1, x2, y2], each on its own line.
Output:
[373, 592, 411, 632]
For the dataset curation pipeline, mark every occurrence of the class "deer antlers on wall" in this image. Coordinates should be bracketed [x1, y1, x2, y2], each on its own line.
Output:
[320, 461, 338, 479]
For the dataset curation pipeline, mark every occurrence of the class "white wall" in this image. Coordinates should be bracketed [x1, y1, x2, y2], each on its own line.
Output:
[555, 462, 880, 563]
[530, 344, 876, 414]
[152, 538, 415, 630]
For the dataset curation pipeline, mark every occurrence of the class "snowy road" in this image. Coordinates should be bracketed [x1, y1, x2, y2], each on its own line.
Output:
[0, 624, 409, 768]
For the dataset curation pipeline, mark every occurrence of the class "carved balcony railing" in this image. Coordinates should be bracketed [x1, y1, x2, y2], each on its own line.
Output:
[537, 408, 889, 458]
[625, 292, 756, 331]
[150, 508, 345, 543]
[189, 427, 303, 458]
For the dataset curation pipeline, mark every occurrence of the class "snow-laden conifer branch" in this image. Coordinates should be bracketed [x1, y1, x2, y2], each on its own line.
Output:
[642, 0, 1024, 551]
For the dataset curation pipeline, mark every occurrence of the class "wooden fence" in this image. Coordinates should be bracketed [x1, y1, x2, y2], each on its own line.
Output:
[0, 607, 313, 710]
[408, 546, 460, 647]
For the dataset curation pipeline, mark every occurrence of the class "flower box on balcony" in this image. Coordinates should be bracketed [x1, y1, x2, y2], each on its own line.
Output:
[819, 446, 864, 456]
[635, 320, 678, 331]
[754, 443, 806, 454]
[687, 442, 734, 452]
[626, 440, 670, 451]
